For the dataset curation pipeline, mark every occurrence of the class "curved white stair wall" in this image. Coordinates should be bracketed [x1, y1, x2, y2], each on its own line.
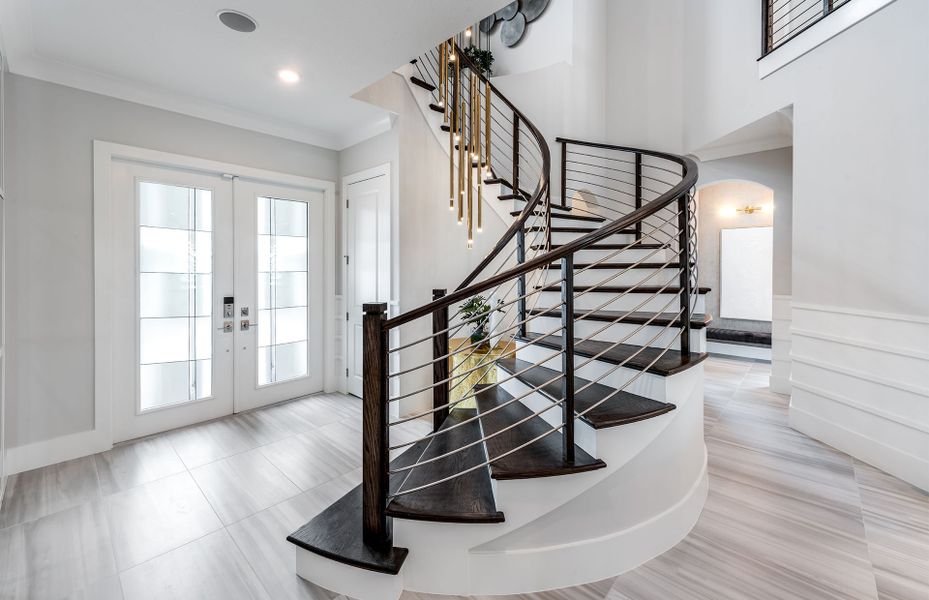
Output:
[392, 363, 706, 596]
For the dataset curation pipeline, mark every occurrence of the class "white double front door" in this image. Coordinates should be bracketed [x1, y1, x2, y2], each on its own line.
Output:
[109, 160, 324, 442]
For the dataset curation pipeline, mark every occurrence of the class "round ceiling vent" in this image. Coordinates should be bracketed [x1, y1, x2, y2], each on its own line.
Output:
[218, 10, 258, 33]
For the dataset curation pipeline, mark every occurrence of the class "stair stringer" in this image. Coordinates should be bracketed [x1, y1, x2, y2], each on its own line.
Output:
[392, 364, 706, 596]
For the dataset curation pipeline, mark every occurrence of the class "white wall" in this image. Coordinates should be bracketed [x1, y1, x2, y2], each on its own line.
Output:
[681, 0, 929, 488]
[605, 0, 685, 153]
[4, 73, 338, 452]
[488, 0, 572, 77]
[488, 0, 607, 204]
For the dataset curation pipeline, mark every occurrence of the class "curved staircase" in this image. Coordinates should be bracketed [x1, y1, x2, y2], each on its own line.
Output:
[288, 34, 709, 599]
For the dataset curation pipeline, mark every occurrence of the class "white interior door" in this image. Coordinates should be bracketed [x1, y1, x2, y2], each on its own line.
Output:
[233, 180, 324, 412]
[111, 161, 234, 442]
[346, 172, 390, 398]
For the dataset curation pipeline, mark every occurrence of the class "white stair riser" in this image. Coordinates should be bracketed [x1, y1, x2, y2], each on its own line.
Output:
[534, 290, 706, 313]
[547, 231, 637, 246]
[515, 341, 670, 402]
[542, 267, 679, 288]
[494, 365, 599, 456]
[565, 247, 674, 263]
[528, 315, 706, 352]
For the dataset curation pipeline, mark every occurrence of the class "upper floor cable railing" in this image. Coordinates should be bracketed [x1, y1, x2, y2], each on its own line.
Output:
[360, 35, 698, 549]
[762, 0, 851, 55]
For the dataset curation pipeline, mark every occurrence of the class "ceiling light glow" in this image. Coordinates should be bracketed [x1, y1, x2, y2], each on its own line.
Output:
[278, 69, 300, 84]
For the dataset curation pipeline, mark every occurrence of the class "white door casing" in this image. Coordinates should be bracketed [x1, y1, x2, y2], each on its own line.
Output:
[344, 166, 391, 398]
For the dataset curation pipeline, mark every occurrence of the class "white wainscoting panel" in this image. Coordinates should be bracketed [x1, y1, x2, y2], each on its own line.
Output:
[789, 302, 929, 491]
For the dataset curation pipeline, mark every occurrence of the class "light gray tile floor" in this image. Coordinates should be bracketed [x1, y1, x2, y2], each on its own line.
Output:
[0, 361, 925, 599]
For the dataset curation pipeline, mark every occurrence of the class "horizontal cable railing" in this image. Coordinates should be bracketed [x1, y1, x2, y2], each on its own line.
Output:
[762, 0, 851, 55]
[360, 35, 698, 549]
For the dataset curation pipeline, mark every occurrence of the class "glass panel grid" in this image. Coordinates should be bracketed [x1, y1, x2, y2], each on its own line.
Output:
[258, 196, 309, 385]
[138, 182, 213, 411]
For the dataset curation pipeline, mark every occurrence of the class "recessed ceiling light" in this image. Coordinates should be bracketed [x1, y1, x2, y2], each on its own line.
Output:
[278, 69, 300, 84]
[218, 10, 257, 33]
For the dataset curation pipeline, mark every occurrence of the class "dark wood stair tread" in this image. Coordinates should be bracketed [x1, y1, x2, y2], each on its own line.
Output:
[428, 103, 445, 113]
[474, 387, 605, 479]
[510, 210, 605, 223]
[537, 284, 711, 295]
[527, 308, 711, 329]
[519, 332, 708, 376]
[546, 261, 681, 269]
[287, 487, 408, 575]
[532, 242, 669, 251]
[485, 176, 513, 187]
[498, 192, 528, 201]
[285, 435, 434, 574]
[527, 226, 637, 234]
[386, 409, 503, 523]
[410, 76, 436, 92]
[497, 358, 676, 429]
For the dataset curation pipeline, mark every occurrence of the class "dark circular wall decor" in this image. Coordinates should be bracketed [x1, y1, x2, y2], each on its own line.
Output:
[522, 0, 549, 22]
[483, 0, 551, 48]
[500, 12, 527, 47]
[496, 1, 520, 21]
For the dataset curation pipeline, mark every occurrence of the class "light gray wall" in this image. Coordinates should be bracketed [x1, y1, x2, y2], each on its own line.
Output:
[697, 147, 794, 299]
[4, 73, 338, 449]
[697, 180, 775, 334]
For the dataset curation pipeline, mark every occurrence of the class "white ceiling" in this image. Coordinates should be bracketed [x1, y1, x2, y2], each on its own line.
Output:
[0, 0, 505, 149]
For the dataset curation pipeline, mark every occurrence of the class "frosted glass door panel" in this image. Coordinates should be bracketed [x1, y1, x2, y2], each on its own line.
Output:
[138, 181, 214, 411]
[256, 196, 309, 385]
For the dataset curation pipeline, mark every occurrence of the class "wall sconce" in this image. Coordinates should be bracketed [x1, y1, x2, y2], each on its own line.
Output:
[736, 205, 763, 214]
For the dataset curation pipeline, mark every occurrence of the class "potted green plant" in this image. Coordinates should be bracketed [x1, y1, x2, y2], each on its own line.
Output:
[461, 46, 495, 77]
[459, 295, 497, 351]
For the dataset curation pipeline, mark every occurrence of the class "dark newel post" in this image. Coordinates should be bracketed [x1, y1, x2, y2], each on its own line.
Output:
[432, 289, 450, 432]
[761, 0, 771, 55]
[512, 114, 521, 195]
[516, 228, 527, 338]
[634, 152, 643, 241]
[560, 140, 568, 208]
[823, 0, 834, 15]
[362, 303, 390, 547]
[560, 255, 576, 463]
[676, 196, 692, 356]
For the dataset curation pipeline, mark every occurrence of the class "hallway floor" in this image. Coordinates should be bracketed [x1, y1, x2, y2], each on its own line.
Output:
[0, 358, 926, 599]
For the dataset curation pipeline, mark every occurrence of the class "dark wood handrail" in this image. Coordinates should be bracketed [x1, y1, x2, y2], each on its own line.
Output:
[383, 143, 697, 330]
[451, 42, 551, 291]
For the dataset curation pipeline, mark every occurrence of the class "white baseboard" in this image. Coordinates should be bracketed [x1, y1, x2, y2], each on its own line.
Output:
[4, 429, 111, 476]
[790, 403, 928, 492]
[706, 340, 771, 361]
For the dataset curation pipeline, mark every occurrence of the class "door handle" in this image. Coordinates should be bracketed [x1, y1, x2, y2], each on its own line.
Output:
[217, 321, 233, 333]
[240, 320, 258, 331]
